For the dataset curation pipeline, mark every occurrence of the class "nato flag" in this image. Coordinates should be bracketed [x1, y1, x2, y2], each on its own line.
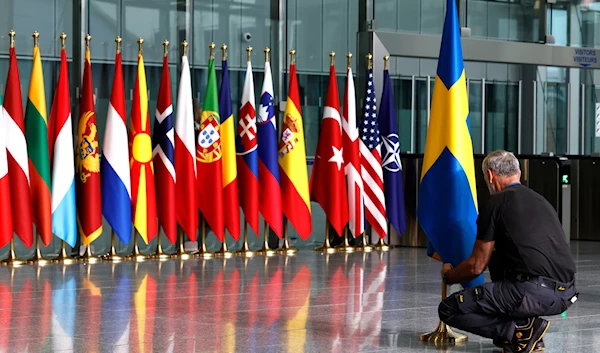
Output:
[378, 67, 407, 237]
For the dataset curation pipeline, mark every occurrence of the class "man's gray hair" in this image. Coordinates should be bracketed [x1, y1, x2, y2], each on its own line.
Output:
[482, 150, 520, 176]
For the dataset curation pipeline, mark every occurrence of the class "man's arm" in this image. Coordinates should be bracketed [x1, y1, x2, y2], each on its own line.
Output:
[443, 239, 495, 285]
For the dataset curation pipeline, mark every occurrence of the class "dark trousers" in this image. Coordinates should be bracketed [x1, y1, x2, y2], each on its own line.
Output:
[438, 277, 576, 342]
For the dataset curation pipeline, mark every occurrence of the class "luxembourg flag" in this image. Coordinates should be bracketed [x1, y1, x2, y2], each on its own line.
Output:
[100, 47, 132, 244]
[49, 46, 77, 247]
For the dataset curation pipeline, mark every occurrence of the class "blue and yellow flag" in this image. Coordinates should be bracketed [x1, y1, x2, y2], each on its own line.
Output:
[417, 0, 483, 288]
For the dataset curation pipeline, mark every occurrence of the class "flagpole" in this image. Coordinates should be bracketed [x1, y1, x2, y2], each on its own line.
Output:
[102, 231, 123, 263]
[419, 279, 468, 345]
[213, 43, 234, 259]
[279, 219, 298, 255]
[195, 216, 213, 258]
[315, 220, 336, 253]
[238, 220, 255, 257]
[1, 239, 24, 266]
[257, 220, 277, 256]
[177, 227, 192, 260]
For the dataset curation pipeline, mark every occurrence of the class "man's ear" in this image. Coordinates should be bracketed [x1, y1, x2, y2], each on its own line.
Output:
[487, 169, 494, 183]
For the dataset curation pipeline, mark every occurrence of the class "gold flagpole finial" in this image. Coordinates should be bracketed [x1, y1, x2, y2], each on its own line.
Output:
[85, 34, 91, 51]
[346, 52, 352, 68]
[384, 55, 390, 70]
[329, 51, 336, 66]
[8, 30, 15, 49]
[59, 33, 67, 50]
[32, 31, 40, 47]
[209, 42, 215, 60]
[163, 40, 169, 57]
[264, 47, 270, 62]
[137, 37, 144, 55]
[246, 46, 252, 62]
[182, 40, 188, 56]
[221, 44, 227, 60]
[367, 53, 373, 70]
[289, 49, 296, 65]
[115, 36, 122, 54]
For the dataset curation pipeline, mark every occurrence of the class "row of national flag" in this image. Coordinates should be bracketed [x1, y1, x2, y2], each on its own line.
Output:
[309, 54, 407, 241]
[0, 35, 408, 252]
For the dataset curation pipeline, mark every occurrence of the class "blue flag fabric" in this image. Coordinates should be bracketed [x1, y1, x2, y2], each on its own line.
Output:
[378, 68, 407, 237]
[417, 0, 484, 288]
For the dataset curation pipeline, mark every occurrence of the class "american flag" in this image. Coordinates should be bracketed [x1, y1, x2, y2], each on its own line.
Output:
[359, 68, 387, 238]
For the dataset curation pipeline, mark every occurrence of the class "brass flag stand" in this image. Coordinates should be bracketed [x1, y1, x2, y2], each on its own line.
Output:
[195, 217, 213, 259]
[102, 231, 124, 262]
[373, 237, 390, 252]
[238, 221, 255, 258]
[315, 221, 337, 254]
[337, 227, 355, 253]
[257, 221, 277, 256]
[153, 231, 172, 261]
[357, 231, 374, 252]
[2, 240, 24, 267]
[54, 241, 77, 265]
[278, 220, 298, 255]
[29, 235, 50, 266]
[419, 280, 468, 346]
[177, 229, 192, 260]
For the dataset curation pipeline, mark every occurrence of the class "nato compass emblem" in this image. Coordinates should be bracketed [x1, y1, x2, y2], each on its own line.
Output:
[381, 133, 402, 172]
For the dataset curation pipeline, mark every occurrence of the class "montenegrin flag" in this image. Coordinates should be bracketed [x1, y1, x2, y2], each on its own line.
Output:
[25, 38, 53, 246]
[174, 52, 197, 241]
[76, 46, 103, 245]
[152, 50, 177, 244]
[49, 46, 77, 247]
[0, 94, 12, 248]
[5, 41, 33, 248]
[278, 61, 311, 240]
[417, 0, 483, 288]
[101, 47, 132, 244]
[197, 54, 225, 242]
[219, 56, 241, 240]
[130, 48, 158, 244]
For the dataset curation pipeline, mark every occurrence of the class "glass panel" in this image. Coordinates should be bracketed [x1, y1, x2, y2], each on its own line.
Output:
[392, 77, 413, 153]
[414, 77, 431, 154]
[468, 79, 483, 154]
[545, 82, 569, 155]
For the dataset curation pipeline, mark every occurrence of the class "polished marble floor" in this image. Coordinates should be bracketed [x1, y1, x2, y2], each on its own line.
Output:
[0, 241, 598, 353]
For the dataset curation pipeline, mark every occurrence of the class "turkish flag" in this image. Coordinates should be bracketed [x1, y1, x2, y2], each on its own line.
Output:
[309, 64, 349, 236]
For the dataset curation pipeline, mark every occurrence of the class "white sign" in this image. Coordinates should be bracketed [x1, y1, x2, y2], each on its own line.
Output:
[596, 103, 600, 137]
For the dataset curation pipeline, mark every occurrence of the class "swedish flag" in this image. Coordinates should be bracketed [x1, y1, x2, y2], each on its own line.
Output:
[417, 0, 484, 288]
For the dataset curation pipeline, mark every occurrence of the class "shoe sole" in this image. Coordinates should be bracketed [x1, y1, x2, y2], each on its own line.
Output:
[527, 321, 550, 353]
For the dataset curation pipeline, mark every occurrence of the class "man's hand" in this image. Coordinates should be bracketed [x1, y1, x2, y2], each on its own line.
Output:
[441, 263, 453, 277]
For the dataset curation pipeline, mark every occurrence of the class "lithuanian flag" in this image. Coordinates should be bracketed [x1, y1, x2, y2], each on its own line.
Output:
[25, 34, 52, 246]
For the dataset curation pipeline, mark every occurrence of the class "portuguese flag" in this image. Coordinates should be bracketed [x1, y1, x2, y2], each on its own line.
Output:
[25, 41, 52, 246]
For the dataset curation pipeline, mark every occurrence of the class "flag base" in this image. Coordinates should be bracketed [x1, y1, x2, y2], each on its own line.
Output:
[101, 233, 124, 262]
[214, 242, 234, 259]
[177, 231, 193, 259]
[54, 244, 77, 265]
[279, 230, 298, 255]
[258, 221, 277, 256]
[419, 321, 468, 346]
[316, 221, 337, 253]
[79, 246, 101, 264]
[373, 238, 390, 251]
[237, 223, 256, 257]
[29, 247, 50, 266]
[1, 243, 24, 267]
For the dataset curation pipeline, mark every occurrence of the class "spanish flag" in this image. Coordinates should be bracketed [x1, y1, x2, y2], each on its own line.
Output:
[130, 41, 158, 244]
[417, 0, 483, 288]
[25, 35, 52, 246]
[278, 58, 311, 240]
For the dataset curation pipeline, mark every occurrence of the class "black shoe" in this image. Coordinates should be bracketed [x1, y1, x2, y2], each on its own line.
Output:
[510, 318, 550, 353]
[500, 339, 545, 352]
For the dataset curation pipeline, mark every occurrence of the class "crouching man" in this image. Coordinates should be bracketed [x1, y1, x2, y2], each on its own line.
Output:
[438, 150, 578, 353]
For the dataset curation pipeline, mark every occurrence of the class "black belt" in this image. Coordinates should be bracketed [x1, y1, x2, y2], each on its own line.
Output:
[511, 273, 574, 292]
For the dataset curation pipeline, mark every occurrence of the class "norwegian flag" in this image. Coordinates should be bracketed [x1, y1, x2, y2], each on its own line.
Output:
[359, 68, 387, 239]
[342, 66, 364, 238]
[152, 53, 177, 244]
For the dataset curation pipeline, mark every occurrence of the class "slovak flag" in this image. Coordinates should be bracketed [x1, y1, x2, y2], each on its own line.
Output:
[236, 54, 259, 235]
